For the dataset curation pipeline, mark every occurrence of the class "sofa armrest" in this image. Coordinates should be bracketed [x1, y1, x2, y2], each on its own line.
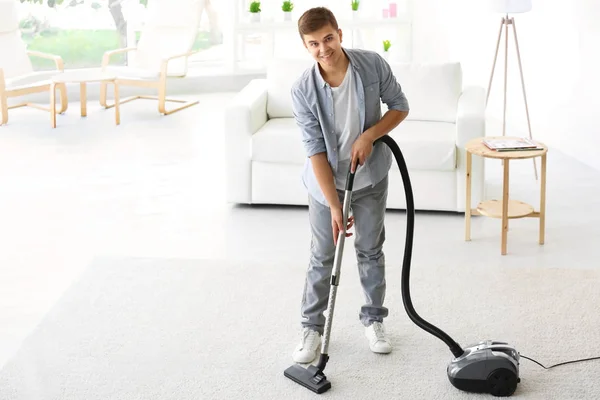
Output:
[455, 86, 486, 212]
[456, 86, 486, 146]
[224, 78, 268, 203]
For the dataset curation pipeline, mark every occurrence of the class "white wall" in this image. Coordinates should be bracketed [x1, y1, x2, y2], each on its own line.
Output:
[410, 0, 600, 171]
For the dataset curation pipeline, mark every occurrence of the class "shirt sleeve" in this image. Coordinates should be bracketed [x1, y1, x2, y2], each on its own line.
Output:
[291, 86, 327, 158]
[376, 54, 410, 112]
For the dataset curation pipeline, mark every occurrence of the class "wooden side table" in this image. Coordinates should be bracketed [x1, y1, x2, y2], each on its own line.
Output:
[465, 136, 548, 255]
[50, 71, 120, 128]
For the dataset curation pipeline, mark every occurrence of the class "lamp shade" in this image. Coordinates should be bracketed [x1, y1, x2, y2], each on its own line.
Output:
[491, 0, 532, 13]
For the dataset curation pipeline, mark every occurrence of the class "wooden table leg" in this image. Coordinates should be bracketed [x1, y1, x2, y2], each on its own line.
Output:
[501, 158, 510, 255]
[1, 93, 8, 126]
[539, 154, 547, 244]
[114, 81, 120, 125]
[465, 151, 472, 241]
[50, 82, 57, 128]
[80, 82, 87, 117]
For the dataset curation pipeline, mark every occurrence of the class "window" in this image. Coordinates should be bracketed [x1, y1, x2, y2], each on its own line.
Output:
[188, 0, 225, 65]
[15, 0, 407, 73]
[16, 0, 141, 70]
[16, 0, 226, 71]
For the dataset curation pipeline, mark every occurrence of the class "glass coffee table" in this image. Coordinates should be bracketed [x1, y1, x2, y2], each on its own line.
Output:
[50, 70, 120, 128]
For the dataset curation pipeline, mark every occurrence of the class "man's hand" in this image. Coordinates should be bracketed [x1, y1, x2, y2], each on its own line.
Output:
[331, 207, 355, 246]
[349, 110, 409, 172]
[350, 135, 374, 173]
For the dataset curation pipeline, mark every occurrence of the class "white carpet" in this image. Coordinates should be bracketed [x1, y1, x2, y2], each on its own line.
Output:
[0, 256, 599, 399]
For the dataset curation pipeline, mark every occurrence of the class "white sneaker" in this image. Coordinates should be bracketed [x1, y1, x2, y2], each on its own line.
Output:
[365, 322, 392, 354]
[292, 328, 321, 363]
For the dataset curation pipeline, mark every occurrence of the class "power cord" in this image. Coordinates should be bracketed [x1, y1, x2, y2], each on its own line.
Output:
[520, 354, 600, 369]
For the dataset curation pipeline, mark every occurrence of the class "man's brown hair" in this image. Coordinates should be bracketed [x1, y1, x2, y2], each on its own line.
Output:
[297, 7, 339, 39]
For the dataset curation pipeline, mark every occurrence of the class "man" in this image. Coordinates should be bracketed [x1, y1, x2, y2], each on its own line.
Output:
[290, 7, 410, 364]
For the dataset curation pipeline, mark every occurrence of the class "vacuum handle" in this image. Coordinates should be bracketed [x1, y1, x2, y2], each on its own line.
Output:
[346, 156, 368, 191]
[345, 168, 355, 192]
[320, 172, 353, 362]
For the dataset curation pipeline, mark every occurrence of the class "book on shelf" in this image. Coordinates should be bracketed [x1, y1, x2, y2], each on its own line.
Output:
[482, 138, 544, 152]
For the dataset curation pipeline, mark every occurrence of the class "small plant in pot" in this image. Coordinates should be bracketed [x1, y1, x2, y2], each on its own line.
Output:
[382, 40, 392, 60]
[249, 1, 261, 22]
[351, 0, 360, 19]
[282, 1, 293, 21]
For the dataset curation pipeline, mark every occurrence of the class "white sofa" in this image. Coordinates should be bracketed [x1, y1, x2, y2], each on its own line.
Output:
[224, 58, 485, 212]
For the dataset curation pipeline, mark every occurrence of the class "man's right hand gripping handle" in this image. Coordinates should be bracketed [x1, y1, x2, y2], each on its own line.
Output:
[310, 153, 354, 246]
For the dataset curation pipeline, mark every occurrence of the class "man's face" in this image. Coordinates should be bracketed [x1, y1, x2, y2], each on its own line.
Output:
[302, 24, 343, 68]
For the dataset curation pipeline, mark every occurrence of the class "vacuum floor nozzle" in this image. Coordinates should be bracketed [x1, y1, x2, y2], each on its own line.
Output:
[284, 364, 332, 394]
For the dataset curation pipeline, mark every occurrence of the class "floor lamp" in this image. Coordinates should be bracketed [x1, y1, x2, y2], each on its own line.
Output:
[487, 0, 538, 179]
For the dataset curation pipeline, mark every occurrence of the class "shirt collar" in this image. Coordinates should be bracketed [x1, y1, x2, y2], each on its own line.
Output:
[313, 47, 359, 89]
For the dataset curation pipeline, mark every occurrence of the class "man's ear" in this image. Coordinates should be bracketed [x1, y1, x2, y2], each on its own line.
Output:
[338, 29, 343, 43]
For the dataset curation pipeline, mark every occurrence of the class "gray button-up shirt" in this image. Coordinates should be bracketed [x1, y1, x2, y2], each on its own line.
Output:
[291, 48, 409, 206]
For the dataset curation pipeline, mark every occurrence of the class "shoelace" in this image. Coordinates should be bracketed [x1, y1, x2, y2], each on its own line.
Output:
[303, 330, 319, 349]
[372, 323, 386, 340]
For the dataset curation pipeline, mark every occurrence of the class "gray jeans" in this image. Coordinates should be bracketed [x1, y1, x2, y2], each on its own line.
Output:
[301, 174, 389, 334]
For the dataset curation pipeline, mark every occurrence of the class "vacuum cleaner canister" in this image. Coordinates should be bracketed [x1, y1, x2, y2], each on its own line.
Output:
[448, 340, 520, 397]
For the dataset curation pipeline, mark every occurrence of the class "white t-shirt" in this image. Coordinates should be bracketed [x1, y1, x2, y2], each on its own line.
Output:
[330, 66, 372, 191]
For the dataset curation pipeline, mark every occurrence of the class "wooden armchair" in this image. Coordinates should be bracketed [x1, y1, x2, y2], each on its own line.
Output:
[0, 0, 67, 125]
[99, 0, 202, 115]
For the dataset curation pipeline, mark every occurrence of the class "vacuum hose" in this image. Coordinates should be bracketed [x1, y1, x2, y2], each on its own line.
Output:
[375, 135, 465, 359]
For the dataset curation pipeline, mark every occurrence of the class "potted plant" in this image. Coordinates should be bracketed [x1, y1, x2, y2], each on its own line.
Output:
[382, 39, 391, 60]
[249, 1, 261, 23]
[282, 1, 293, 21]
[351, 0, 360, 19]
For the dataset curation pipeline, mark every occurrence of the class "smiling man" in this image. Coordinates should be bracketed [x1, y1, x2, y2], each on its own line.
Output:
[290, 7, 410, 364]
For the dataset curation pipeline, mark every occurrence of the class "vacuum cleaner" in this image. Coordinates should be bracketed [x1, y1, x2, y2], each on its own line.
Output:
[284, 135, 521, 397]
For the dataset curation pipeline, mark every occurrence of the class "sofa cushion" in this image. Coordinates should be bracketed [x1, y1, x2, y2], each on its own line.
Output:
[253, 118, 456, 171]
[266, 58, 313, 119]
[5, 71, 55, 89]
[385, 62, 462, 123]
[252, 118, 307, 164]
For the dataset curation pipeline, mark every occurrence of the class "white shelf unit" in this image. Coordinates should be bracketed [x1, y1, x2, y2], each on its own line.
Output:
[229, 1, 413, 72]
[235, 16, 411, 32]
